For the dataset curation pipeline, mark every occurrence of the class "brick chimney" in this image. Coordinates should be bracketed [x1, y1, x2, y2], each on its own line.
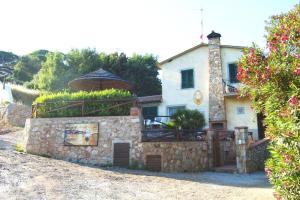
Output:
[207, 31, 226, 130]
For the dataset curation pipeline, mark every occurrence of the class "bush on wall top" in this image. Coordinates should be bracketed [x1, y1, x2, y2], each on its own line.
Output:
[34, 89, 134, 118]
[170, 109, 205, 130]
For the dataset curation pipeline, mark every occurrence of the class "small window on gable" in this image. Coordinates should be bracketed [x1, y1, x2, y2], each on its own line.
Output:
[181, 69, 194, 89]
[229, 63, 239, 83]
[237, 107, 245, 115]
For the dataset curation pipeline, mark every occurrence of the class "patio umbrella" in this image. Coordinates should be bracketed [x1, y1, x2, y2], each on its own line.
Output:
[68, 68, 132, 91]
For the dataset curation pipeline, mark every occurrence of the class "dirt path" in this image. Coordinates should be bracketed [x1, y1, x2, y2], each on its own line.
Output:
[0, 128, 274, 200]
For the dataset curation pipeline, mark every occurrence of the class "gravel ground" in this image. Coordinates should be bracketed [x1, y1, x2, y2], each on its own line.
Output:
[0, 127, 274, 200]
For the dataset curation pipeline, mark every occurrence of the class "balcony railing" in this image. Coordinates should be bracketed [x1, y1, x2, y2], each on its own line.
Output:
[142, 128, 206, 142]
[223, 80, 238, 96]
[142, 116, 206, 142]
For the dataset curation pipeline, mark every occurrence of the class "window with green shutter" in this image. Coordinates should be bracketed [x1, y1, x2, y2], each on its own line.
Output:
[142, 106, 158, 120]
[181, 69, 194, 89]
[228, 63, 239, 83]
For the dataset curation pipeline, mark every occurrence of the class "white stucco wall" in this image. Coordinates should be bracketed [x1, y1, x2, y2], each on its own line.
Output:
[225, 97, 258, 140]
[158, 45, 258, 134]
[158, 46, 210, 126]
[221, 47, 243, 87]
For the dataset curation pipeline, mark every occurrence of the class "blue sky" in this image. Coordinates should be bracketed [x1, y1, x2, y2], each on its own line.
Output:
[0, 0, 298, 60]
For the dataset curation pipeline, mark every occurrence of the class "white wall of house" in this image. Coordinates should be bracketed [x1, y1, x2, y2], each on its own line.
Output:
[158, 45, 259, 135]
[221, 47, 258, 138]
[221, 47, 243, 85]
[158, 46, 210, 126]
[225, 97, 259, 140]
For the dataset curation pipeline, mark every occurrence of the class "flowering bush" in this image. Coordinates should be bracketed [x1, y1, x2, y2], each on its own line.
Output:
[238, 4, 300, 200]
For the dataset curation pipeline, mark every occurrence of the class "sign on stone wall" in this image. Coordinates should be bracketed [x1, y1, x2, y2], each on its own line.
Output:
[64, 123, 99, 146]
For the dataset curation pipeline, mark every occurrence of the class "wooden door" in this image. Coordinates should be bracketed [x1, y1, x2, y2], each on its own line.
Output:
[146, 155, 162, 171]
[113, 143, 130, 168]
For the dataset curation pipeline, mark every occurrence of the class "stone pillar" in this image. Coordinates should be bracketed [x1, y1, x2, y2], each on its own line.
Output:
[130, 107, 141, 116]
[235, 126, 249, 173]
[207, 31, 226, 129]
[207, 130, 215, 168]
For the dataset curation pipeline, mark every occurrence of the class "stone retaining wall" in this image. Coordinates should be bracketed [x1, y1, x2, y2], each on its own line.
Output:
[24, 115, 211, 172]
[143, 141, 209, 172]
[246, 139, 270, 172]
[1, 103, 31, 127]
[235, 127, 269, 173]
[23, 116, 144, 166]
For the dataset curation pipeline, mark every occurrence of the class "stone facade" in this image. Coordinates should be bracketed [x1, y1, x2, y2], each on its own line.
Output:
[208, 33, 226, 123]
[246, 139, 269, 172]
[1, 103, 31, 127]
[235, 126, 269, 173]
[23, 116, 144, 166]
[143, 141, 209, 172]
[235, 126, 248, 173]
[23, 114, 211, 172]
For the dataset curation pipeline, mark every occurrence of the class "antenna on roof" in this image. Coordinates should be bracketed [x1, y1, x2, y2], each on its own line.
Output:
[200, 8, 204, 43]
[193, 8, 204, 44]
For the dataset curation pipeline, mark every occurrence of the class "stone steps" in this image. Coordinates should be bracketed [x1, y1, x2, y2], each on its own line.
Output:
[213, 165, 238, 173]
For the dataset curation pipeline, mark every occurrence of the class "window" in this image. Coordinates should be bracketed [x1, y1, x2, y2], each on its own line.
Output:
[228, 63, 239, 83]
[142, 106, 158, 120]
[181, 69, 194, 89]
[237, 107, 245, 115]
[167, 106, 185, 116]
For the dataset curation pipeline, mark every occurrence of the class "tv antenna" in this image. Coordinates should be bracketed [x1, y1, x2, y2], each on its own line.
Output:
[193, 8, 204, 43]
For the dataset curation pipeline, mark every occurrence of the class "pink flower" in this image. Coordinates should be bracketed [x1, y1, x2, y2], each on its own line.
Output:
[294, 68, 300, 76]
[284, 132, 294, 137]
[288, 95, 298, 107]
[297, 54, 300, 59]
[265, 167, 272, 176]
[273, 193, 282, 200]
[284, 154, 292, 163]
[249, 48, 254, 56]
[281, 34, 288, 42]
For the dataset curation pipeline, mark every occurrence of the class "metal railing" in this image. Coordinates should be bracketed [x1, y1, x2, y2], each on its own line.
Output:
[223, 80, 238, 95]
[142, 128, 206, 142]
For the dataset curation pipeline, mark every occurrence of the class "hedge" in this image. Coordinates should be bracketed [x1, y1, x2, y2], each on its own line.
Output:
[34, 89, 134, 118]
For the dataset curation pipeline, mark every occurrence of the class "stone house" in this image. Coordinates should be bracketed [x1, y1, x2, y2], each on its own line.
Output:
[140, 31, 265, 140]
[23, 31, 269, 173]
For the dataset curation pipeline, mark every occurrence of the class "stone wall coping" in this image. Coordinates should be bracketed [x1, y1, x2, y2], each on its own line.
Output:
[142, 141, 207, 144]
[27, 115, 139, 121]
[248, 138, 270, 149]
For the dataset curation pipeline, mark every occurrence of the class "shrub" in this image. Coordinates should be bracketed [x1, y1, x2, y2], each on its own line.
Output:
[34, 89, 133, 118]
[10, 83, 40, 106]
[238, 5, 300, 200]
[170, 109, 205, 130]
[15, 143, 25, 153]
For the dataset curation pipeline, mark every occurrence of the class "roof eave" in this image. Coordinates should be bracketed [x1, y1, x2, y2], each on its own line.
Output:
[158, 44, 247, 68]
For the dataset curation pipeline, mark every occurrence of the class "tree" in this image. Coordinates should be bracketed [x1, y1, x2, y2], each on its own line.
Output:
[0, 51, 18, 67]
[13, 50, 48, 84]
[102, 53, 161, 96]
[32, 52, 69, 91]
[238, 4, 299, 200]
[31, 49, 162, 96]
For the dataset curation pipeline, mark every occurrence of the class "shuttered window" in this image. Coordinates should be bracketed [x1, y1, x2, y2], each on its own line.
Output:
[142, 106, 158, 120]
[181, 69, 194, 89]
[229, 63, 239, 83]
